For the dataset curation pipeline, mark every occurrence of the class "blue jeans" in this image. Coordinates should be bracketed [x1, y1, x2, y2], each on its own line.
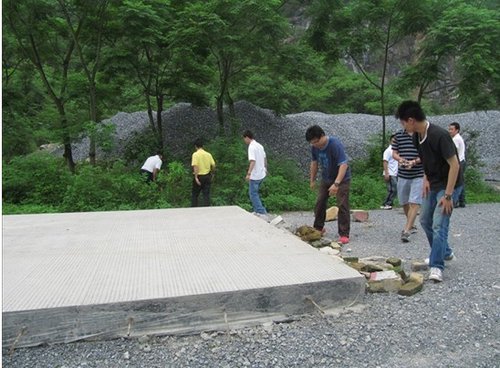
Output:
[249, 179, 267, 214]
[420, 188, 459, 270]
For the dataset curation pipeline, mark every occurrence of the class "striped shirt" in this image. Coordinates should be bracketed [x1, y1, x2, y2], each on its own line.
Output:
[392, 130, 424, 179]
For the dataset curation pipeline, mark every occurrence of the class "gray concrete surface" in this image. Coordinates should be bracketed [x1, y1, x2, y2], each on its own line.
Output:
[2, 206, 364, 348]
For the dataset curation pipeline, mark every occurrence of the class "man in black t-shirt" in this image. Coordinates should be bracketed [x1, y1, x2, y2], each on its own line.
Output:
[395, 101, 462, 283]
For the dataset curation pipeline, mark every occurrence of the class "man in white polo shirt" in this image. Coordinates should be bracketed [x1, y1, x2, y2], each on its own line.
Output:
[448, 122, 466, 207]
[140, 151, 163, 182]
[243, 130, 267, 215]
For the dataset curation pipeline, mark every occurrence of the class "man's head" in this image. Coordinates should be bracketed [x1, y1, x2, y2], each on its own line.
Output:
[156, 150, 164, 160]
[389, 133, 396, 145]
[194, 138, 204, 149]
[448, 122, 460, 137]
[242, 130, 254, 145]
[305, 125, 328, 148]
[395, 100, 426, 133]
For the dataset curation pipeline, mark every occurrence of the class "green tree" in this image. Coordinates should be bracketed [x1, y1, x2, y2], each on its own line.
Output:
[57, 0, 113, 165]
[109, 0, 210, 149]
[307, 0, 433, 147]
[4, 0, 81, 172]
[397, 1, 500, 111]
[179, 0, 290, 132]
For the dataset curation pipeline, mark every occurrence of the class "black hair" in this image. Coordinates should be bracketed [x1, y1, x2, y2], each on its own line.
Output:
[242, 130, 254, 139]
[395, 100, 426, 121]
[194, 138, 204, 148]
[305, 125, 325, 142]
[449, 122, 461, 131]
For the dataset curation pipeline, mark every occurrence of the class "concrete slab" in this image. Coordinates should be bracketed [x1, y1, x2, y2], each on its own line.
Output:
[2, 206, 364, 347]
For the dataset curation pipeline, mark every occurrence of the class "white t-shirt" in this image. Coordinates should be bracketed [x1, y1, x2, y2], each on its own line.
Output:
[141, 155, 162, 173]
[382, 145, 398, 176]
[452, 133, 466, 162]
[248, 140, 267, 180]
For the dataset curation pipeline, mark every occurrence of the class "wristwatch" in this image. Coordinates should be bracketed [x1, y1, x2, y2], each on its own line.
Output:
[444, 194, 452, 201]
[333, 182, 340, 187]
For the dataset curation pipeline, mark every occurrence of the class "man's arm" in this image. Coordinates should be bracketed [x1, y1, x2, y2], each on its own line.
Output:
[439, 155, 460, 214]
[309, 161, 318, 189]
[383, 160, 389, 181]
[246, 160, 256, 181]
[193, 165, 200, 185]
[328, 163, 348, 196]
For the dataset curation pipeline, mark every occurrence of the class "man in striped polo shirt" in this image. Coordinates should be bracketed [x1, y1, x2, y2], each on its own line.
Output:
[392, 122, 424, 242]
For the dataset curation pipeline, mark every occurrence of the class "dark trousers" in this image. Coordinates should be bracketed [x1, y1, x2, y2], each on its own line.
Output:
[140, 169, 153, 183]
[383, 176, 398, 206]
[314, 180, 351, 237]
[457, 160, 466, 205]
[191, 174, 212, 207]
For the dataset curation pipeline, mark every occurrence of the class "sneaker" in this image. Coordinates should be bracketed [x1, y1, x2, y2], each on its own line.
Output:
[410, 225, 418, 234]
[380, 205, 392, 210]
[425, 253, 455, 266]
[338, 236, 350, 245]
[401, 231, 410, 243]
[444, 252, 455, 261]
[429, 267, 443, 282]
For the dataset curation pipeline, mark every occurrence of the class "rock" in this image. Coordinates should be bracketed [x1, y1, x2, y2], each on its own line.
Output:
[138, 335, 150, 344]
[398, 281, 423, 296]
[408, 272, 424, 284]
[295, 225, 322, 242]
[269, 215, 284, 226]
[342, 257, 359, 263]
[325, 206, 339, 221]
[367, 271, 404, 293]
[386, 257, 402, 267]
[310, 238, 332, 248]
[330, 242, 342, 250]
[351, 210, 369, 222]
[411, 261, 429, 271]
[320, 247, 340, 256]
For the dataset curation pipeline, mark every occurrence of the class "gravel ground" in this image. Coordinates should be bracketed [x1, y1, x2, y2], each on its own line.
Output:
[3, 203, 499, 368]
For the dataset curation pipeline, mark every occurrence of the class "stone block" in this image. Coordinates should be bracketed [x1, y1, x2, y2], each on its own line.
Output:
[411, 261, 429, 271]
[398, 281, 423, 296]
[386, 257, 402, 267]
[325, 206, 339, 222]
[367, 271, 403, 293]
[296, 225, 322, 242]
[351, 210, 369, 222]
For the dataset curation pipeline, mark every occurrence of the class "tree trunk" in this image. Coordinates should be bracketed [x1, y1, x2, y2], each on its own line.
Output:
[216, 95, 224, 134]
[156, 94, 164, 150]
[88, 82, 98, 166]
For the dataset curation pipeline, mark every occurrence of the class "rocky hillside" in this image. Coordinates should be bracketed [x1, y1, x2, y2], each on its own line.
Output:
[56, 101, 500, 181]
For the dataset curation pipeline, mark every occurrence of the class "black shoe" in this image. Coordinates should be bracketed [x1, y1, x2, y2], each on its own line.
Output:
[457, 203, 466, 208]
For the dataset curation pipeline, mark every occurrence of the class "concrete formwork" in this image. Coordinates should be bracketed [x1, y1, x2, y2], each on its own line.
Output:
[2, 206, 364, 348]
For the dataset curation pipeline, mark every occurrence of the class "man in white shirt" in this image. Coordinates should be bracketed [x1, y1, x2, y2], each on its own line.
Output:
[381, 134, 398, 210]
[448, 122, 466, 207]
[243, 130, 267, 214]
[140, 152, 163, 182]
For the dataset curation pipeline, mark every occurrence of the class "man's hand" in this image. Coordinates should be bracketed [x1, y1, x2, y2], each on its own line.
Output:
[384, 174, 390, 182]
[439, 196, 454, 215]
[195, 177, 201, 186]
[309, 180, 316, 190]
[422, 177, 430, 198]
[328, 183, 339, 196]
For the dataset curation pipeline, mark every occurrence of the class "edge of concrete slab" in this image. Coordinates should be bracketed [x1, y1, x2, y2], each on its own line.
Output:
[3, 276, 365, 348]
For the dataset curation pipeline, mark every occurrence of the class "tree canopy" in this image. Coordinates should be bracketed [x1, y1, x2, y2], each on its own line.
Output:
[3, 0, 499, 164]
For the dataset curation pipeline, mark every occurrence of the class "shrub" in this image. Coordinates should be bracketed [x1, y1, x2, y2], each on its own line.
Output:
[2, 152, 72, 206]
[61, 162, 166, 212]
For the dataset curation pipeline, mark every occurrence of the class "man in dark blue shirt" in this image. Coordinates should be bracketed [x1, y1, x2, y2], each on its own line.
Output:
[306, 125, 351, 245]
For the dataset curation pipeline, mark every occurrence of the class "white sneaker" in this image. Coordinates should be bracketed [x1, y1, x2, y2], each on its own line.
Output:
[429, 267, 443, 282]
[425, 252, 455, 265]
